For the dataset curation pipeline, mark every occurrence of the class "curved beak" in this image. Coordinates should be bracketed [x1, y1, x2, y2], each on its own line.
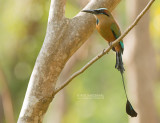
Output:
[81, 9, 98, 14]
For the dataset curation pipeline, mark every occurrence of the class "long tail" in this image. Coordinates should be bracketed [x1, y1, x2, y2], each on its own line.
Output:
[116, 52, 137, 117]
[115, 52, 125, 73]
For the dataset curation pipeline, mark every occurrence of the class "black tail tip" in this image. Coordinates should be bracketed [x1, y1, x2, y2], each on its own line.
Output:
[126, 100, 137, 117]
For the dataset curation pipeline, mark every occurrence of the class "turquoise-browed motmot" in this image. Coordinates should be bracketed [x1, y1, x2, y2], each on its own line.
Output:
[82, 8, 137, 117]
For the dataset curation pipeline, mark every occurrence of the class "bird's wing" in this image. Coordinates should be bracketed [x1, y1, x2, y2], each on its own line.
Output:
[111, 23, 124, 53]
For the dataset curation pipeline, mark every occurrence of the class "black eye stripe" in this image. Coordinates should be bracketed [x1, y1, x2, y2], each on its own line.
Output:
[97, 10, 109, 16]
[103, 12, 109, 16]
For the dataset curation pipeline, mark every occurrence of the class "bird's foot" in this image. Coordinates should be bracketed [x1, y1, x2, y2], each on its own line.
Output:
[103, 49, 105, 53]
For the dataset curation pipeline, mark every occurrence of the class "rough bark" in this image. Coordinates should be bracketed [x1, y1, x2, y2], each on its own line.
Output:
[18, 0, 121, 122]
[125, 0, 158, 123]
[44, 37, 92, 123]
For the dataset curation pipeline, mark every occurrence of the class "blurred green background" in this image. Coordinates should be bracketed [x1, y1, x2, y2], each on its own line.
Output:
[0, 0, 160, 123]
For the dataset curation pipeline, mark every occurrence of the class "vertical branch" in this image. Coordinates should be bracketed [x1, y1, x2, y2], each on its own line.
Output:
[48, 0, 66, 22]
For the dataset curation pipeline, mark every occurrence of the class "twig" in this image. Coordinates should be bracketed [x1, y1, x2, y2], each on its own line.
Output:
[0, 68, 15, 123]
[54, 0, 155, 95]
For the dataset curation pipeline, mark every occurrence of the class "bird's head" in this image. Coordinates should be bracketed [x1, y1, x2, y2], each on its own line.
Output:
[82, 8, 112, 18]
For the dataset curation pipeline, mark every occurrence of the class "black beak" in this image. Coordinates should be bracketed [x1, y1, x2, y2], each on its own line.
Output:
[81, 9, 99, 14]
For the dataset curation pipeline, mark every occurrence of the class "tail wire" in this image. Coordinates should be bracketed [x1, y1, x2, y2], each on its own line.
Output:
[120, 71, 128, 100]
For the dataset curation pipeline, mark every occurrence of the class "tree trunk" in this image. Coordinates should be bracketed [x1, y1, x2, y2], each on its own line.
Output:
[125, 0, 158, 123]
[18, 0, 121, 122]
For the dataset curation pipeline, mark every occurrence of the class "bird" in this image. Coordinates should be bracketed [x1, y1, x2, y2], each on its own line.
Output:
[82, 8, 137, 117]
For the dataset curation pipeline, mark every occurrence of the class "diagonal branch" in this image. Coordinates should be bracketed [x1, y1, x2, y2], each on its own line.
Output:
[18, 0, 121, 122]
[54, 0, 155, 95]
[64, 0, 121, 59]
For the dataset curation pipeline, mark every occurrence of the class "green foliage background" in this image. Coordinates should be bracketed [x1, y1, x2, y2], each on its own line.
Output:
[0, 0, 160, 122]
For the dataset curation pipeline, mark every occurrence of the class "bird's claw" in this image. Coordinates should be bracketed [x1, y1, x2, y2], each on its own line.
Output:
[102, 49, 105, 53]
